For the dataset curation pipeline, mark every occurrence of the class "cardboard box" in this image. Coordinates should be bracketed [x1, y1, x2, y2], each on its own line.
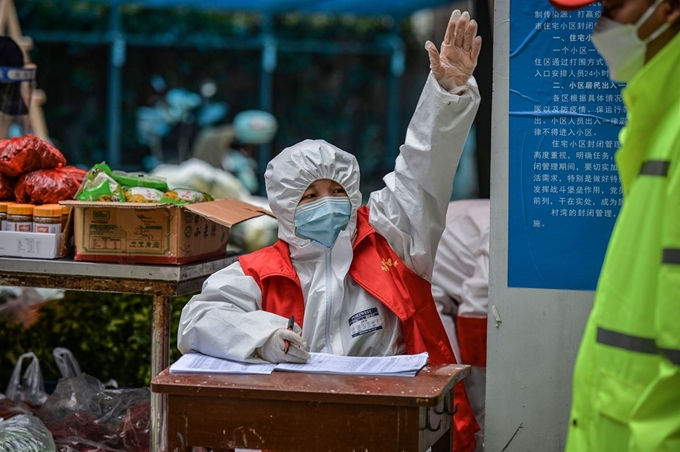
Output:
[62, 199, 273, 265]
[0, 230, 67, 259]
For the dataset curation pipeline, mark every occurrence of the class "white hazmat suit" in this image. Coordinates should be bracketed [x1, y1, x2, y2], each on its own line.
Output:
[177, 73, 481, 363]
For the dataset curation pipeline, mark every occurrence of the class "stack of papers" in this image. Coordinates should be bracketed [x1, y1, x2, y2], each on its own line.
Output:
[170, 352, 429, 377]
[170, 353, 276, 375]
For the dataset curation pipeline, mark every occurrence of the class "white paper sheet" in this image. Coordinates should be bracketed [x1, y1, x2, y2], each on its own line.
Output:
[276, 352, 429, 377]
[170, 353, 277, 374]
[169, 352, 428, 377]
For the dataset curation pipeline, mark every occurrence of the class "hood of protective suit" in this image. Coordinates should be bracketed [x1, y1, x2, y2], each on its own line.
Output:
[264, 139, 362, 248]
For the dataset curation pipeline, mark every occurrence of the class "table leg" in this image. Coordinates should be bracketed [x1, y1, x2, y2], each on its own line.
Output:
[151, 295, 171, 452]
[431, 389, 455, 452]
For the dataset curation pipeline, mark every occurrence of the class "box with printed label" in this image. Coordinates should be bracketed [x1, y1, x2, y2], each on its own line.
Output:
[62, 199, 273, 265]
[0, 230, 67, 259]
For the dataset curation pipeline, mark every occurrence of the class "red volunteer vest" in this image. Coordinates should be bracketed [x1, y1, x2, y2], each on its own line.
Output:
[457, 314, 488, 367]
[239, 206, 479, 452]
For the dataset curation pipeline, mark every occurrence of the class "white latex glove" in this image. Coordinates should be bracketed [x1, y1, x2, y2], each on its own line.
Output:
[257, 328, 310, 364]
[425, 10, 482, 91]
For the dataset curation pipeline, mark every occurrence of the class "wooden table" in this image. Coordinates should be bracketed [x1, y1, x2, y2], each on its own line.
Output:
[151, 363, 470, 452]
[0, 254, 239, 452]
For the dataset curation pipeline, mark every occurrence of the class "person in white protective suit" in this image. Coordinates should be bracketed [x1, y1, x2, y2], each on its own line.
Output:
[431, 198, 490, 452]
[178, 9, 482, 451]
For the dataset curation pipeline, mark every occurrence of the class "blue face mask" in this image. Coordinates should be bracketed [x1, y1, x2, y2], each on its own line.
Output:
[294, 196, 352, 248]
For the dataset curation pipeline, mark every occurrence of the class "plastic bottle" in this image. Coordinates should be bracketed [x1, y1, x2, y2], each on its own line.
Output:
[33, 204, 62, 234]
[6, 203, 33, 232]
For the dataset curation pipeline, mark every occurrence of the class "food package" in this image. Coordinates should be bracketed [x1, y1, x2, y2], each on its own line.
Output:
[160, 188, 213, 205]
[14, 166, 87, 205]
[75, 166, 125, 202]
[75, 163, 170, 203]
[123, 186, 164, 203]
[0, 135, 66, 177]
[0, 173, 14, 200]
[76, 162, 215, 206]
[111, 170, 168, 191]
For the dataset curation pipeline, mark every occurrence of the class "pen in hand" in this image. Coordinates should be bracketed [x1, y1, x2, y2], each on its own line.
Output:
[284, 315, 295, 354]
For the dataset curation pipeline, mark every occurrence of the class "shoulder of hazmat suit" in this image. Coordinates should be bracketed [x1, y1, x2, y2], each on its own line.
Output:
[566, 32, 680, 452]
[178, 73, 481, 451]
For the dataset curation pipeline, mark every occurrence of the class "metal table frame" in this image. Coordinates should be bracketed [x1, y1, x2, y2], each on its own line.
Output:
[0, 254, 239, 452]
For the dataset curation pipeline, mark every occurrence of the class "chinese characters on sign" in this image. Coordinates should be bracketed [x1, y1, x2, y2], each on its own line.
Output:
[508, 3, 626, 290]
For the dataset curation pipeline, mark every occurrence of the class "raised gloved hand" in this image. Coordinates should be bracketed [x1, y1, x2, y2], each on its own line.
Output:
[425, 10, 482, 91]
[257, 328, 310, 364]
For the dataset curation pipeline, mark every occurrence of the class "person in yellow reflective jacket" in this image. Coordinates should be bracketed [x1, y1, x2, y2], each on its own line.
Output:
[549, 0, 680, 451]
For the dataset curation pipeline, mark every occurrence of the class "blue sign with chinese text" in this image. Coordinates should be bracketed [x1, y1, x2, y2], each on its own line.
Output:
[508, 1, 626, 290]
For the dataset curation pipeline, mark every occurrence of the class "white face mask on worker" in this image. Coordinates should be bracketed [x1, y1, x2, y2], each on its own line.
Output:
[294, 196, 351, 248]
[591, 0, 672, 82]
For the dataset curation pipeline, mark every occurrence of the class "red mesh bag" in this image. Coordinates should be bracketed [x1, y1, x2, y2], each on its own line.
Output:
[14, 165, 87, 205]
[122, 400, 150, 452]
[0, 172, 14, 200]
[0, 134, 67, 177]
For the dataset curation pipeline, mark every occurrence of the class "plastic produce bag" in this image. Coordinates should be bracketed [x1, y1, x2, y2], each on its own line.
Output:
[0, 394, 33, 420]
[0, 173, 14, 200]
[0, 414, 56, 452]
[5, 352, 48, 408]
[14, 166, 87, 205]
[0, 135, 66, 177]
[52, 348, 82, 380]
[37, 373, 150, 452]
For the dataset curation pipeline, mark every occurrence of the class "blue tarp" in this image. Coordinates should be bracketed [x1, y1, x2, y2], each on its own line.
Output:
[118, 0, 451, 17]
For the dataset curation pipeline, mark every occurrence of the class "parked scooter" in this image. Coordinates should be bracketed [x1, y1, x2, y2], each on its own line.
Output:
[135, 76, 228, 169]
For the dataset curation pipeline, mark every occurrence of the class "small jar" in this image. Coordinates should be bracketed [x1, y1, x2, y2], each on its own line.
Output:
[0, 201, 15, 230]
[33, 204, 62, 234]
[61, 204, 72, 230]
[6, 203, 34, 232]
